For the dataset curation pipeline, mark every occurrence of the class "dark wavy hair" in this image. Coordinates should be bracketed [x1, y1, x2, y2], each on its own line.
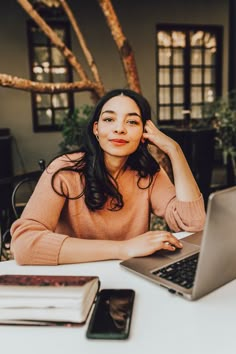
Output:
[51, 88, 160, 211]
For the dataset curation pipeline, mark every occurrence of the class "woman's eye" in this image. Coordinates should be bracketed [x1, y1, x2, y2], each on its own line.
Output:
[127, 120, 139, 125]
[103, 117, 113, 122]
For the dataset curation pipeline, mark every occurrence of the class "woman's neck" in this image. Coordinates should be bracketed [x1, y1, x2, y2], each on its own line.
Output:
[104, 155, 128, 180]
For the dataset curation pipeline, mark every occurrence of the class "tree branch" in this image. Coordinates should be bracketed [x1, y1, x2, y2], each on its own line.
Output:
[59, 0, 105, 95]
[17, 0, 88, 81]
[0, 0, 141, 101]
[0, 74, 102, 96]
[97, 0, 141, 93]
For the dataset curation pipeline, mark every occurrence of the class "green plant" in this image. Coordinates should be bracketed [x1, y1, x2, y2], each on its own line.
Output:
[204, 91, 236, 156]
[150, 214, 168, 231]
[59, 104, 94, 153]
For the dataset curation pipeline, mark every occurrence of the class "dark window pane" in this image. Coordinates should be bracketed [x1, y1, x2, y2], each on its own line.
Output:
[159, 68, 170, 85]
[36, 94, 51, 108]
[157, 31, 171, 46]
[173, 48, 184, 65]
[30, 27, 47, 45]
[159, 87, 171, 104]
[191, 105, 203, 118]
[173, 87, 184, 104]
[204, 67, 215, 84]
[172, 31, 185, 47]
[190, 30, 204, 47]
[37, 109, 52, 126]
[52, 69, 68, 82]
[173, 106, 184, 120]
[191, 49, 202, 65]
[51, 47, 66, 66]
[173, 68, 184, 85]
[33, 71, 50, 82]
[54, 28, 66, 41]
[33, 47, 49, 66]
[191, 87, 202, 103]
[159, 48, 171, 65]
[159, 106, 171, 120]
[52, 93, 68, 108]
[191, 68, 203, 85]
[204, 87, 215, 103]
[204, 33, 216, 48]
[55, 109, 69, 125]
[205, 49, 216, 65]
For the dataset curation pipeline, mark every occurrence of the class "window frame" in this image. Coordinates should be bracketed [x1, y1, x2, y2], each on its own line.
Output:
[156, 24, 223, 125]
[27, 19, 74, 132]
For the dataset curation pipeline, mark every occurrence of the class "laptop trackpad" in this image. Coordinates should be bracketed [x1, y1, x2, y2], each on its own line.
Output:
[157, 240, 200, 260]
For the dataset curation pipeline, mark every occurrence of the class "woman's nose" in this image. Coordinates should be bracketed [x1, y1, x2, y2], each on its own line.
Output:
[113, 122, 126, 134]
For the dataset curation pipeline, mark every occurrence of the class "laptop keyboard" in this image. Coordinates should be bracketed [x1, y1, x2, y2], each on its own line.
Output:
[152, 253, 199, 289]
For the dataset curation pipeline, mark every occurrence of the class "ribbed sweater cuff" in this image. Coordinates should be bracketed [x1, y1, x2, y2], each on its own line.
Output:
[175, 194, 206, 221]
[31, 234, 69, 265]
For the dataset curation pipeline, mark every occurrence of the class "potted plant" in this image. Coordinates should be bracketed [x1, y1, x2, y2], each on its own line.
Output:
[204, 91, 236, 159]
[204, 91, 236, 186]
[59, 104, 94, 153]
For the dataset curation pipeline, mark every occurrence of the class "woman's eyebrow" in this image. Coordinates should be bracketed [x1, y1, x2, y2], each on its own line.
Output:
[127, 112, 141, 118]
[101, 110, 115, 115]
[100, 110, 141, 118]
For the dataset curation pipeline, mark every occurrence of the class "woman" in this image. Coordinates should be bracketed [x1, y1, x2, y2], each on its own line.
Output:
[11, 89, 205, 265]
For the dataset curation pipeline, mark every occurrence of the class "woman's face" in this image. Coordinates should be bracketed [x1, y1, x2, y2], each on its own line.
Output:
[93, 95, 144, 160]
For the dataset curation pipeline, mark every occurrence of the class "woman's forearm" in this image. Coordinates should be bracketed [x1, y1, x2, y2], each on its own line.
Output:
[58, 237, 123, 264]
[58, 231, 183, 264]
[168, 143, 201, 201]
[143, 120, 201, 202]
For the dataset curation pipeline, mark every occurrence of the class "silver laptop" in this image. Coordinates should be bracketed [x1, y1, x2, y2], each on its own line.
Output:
[121, 186, 236, 300]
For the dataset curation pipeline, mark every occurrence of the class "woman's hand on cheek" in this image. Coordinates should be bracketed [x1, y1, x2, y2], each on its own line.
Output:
[143, 120, 177, 154]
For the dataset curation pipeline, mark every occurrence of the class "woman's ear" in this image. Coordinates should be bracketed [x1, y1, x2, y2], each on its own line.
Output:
[141, 136, 145, 143]
[141, 132, 146, 144]
[93, 121, 98, 136]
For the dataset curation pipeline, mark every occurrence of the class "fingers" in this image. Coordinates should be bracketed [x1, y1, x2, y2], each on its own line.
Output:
[150, 232, 183, 251]
[145, 119, 155, 127]
[122, 231, 183, 260]
[162, 242, 178, 251]
[144, 120, 157, 133]
[143, 120, 162, 146]
[163, 234, 183, 248]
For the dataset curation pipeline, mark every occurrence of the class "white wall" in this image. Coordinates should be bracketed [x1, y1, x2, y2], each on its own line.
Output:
[0, 0, 229, 174]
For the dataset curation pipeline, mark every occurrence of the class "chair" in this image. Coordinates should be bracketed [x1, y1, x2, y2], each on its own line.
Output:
[226, 151, 236, 187]
[0, 159, 45, 261]
[11, 159, 45, 219]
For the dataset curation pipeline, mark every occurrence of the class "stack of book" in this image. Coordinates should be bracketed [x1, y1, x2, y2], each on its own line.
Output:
[0, 274, 100, 326]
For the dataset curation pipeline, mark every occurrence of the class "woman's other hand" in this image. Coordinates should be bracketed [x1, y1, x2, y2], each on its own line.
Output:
[142, 119, 178, 155]
[120, 231, 183, 260]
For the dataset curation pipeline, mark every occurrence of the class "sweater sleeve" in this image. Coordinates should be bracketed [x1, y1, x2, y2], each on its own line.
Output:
[10, 157, 77, 265]
[150, 168, 206, 232]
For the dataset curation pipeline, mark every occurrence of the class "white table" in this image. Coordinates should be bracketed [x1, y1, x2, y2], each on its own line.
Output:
[0, 255, 236, 354]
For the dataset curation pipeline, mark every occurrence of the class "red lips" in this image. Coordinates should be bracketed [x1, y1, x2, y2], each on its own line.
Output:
[110, 139, 128, 144]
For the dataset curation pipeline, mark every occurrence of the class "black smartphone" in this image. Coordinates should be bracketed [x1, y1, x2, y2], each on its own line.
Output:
[86, 288, 135, 340]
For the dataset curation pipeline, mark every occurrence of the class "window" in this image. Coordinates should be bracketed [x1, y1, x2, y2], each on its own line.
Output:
[27, 19, 74, 132]
[156, 24, 223, 125]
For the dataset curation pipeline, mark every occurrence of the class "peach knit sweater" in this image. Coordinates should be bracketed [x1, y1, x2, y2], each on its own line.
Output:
[10, 153, 206, 265]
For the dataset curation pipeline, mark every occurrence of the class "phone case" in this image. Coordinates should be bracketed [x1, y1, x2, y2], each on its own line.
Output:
[86, 288, 135, 340]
